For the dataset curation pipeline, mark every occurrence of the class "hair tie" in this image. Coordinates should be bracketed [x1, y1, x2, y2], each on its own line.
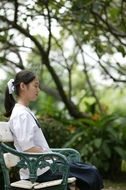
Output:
[7, 79, 15, 94]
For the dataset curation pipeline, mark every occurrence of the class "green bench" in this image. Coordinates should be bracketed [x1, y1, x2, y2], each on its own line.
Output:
[0, 122, 81, 190]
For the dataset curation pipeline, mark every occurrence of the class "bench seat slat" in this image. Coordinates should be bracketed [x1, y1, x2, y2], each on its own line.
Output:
[10, 177, 76, 189]
[11, 180, 39, 189]
[34, 177, 76, 189]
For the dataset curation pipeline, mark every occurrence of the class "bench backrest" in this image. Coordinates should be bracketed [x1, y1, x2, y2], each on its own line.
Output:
[0, 122, 19, 168]
[0, 121, 13, 142]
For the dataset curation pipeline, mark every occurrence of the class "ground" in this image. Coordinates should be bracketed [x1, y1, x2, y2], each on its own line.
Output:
[69, 180, 126, 190]
[103, 180, 126, 190]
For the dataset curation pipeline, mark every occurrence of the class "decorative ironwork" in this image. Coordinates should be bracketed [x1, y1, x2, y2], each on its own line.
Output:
[0, 143, 80, 189]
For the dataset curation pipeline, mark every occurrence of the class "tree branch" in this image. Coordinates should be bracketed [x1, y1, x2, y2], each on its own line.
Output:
[52, 35, 75, 100]
[91, 8, 126, 45]
[0, 15, 47, 58]
[40, 83, 61, 100]
[14, 0, 18, 24]
[45, 1, 52, 55]
[80, 46, 104, 113]
[98, 59, 126, 82]
[120, 0, 126, 30]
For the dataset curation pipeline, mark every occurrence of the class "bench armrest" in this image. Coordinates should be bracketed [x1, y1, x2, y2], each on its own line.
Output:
[51, 148, 81, 163]
[0, 143, 69, 185]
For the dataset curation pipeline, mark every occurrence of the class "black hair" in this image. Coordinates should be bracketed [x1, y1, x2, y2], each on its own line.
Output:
[4, 70, 36, 117]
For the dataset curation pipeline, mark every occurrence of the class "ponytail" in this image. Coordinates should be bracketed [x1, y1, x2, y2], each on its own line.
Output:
[4, 86, 16, 117]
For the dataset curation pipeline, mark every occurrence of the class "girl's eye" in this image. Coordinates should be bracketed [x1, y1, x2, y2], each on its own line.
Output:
[34, 84, 39, 88]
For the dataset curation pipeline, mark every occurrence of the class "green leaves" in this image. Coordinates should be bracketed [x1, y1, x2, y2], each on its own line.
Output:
[114, 146, 126, 159]
[101, 140, 111, 158]
[0, 35, 7, 43]
[117, 46, 125, 57]
[63, 131, 84, 148]
[61, 113, 126, 175]
[93, 138, 102, 148]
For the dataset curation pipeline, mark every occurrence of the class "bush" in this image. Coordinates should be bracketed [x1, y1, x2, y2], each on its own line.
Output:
[39, 116, 70, 148]
[63, 113, 126, 178]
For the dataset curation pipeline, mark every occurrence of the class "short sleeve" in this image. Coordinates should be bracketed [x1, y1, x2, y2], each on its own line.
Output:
[11, 113, 37, 151]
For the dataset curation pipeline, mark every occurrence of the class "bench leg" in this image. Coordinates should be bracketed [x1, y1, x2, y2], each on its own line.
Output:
[4, 185, 11, 190]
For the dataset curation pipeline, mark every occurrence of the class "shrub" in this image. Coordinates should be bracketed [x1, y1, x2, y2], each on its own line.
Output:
[63, 113, 126, 178]
[39, 116, 70, 148]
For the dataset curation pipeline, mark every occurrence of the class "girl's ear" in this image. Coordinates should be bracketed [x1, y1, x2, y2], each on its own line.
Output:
[20, 82, 26, 91]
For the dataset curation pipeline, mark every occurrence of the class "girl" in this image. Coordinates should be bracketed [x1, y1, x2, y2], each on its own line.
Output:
[4, 70, 103, 190]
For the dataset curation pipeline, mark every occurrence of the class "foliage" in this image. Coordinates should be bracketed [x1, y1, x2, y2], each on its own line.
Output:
[121, 160, 126, 172]
[62, 113, 126, 177]
[38, 116, 70, 148]
[100, 87, 126, 115]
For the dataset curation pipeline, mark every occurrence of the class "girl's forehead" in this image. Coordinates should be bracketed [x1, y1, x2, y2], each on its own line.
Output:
[29, 77, 39, 85]
[33, 77, 39, 83]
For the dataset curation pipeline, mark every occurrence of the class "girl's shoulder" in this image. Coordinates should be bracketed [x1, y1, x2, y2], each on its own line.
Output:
[10, 103, 31, 119]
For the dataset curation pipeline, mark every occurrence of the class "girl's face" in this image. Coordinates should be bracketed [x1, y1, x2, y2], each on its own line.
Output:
[19, 77, 40, 105]
[27, 78, 40, 101]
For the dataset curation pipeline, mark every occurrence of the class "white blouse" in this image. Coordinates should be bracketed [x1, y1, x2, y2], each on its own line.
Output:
[9, 103, 51, 179]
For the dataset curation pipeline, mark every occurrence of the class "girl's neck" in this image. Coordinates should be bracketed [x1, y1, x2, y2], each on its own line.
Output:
[17, 98, 29, 107]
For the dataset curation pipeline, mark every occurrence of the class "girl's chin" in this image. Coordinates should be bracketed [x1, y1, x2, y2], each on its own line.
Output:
[31, 97, 37, 101]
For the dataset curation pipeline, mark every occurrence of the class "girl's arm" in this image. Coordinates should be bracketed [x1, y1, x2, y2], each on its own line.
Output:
[24, 146, 44, 153]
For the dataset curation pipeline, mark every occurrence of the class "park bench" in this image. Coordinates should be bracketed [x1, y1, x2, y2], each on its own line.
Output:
[0, 121, 80, 190]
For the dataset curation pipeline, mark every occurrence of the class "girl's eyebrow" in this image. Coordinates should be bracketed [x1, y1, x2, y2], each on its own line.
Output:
[35, 80, 39, 84]
[35, 82, 40, 86]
